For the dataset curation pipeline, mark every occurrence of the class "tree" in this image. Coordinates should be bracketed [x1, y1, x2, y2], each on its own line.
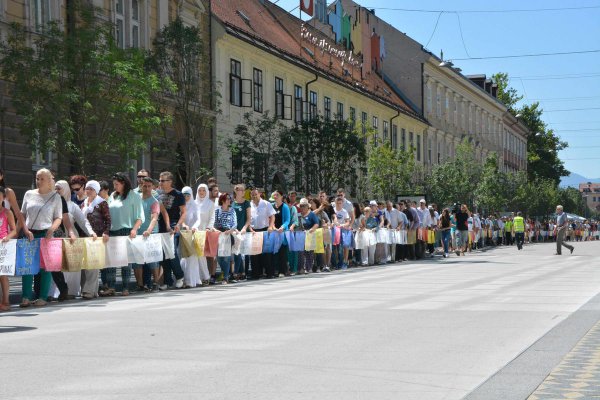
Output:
[492, 72, 523, 114]
[278, 116, 367, 195]
[0, 1, 173, 174]
[366, 143, 417, 201]
[427, 140, 481, 208]
[230, 112, 284, 191]
[147, 17, 219, 186]
[474, 153, 506, 213]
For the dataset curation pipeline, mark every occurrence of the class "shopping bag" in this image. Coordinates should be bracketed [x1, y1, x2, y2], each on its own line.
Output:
[332, 227, 341, 245]
[218, 233, 232, 257]
[82, 238, 106, 270]
[127, 237, 145, 265]
[368, 230, 377, 246]
[285, 231, 296, 252]
[239, 232, 253, 255]
[262, 231, 274, 254]
[231, 232, 242, 255]
[355, 231, 368, 250]
[141, 235, 163, 264]
[204, 231, 220, 258]
[400, 230, 407, 245]
[342, 229, 353, 248]
[305, 230, 316, 251]
[407, 230, 416, 245]
[0, 239, 17, 276]
[179, 230, 195, 259]
[376, 228, 388, 244]
[62, 239, 84, 272]
[322, 228, 332, 245]
[105, 236, 129, 268]
[314, 228, 325, 254]
[15, 238, 41, 276]
[192, 231, 206, 257]
[427, 229, 435, 245]
[40, 238, 63, 272]
[290, 231, 305, 252]
[249, 232, 264, 255]
[271, 231, 284, 254]
[160, 233, 175, 260]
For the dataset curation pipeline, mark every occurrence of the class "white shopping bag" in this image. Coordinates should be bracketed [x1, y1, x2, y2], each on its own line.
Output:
[218, 233, 232, 257]
[0, 239, 17, 276]
[105, 236, 129, 268]
[144, 234, 164, 264]
[160, 233, 175, 260]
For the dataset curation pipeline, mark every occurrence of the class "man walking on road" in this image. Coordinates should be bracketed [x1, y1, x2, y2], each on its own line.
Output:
[514, 212, 525, 250]
[555, 205, 574, 255]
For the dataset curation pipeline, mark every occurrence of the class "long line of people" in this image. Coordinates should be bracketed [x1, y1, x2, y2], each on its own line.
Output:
[0, 167, 592, 310]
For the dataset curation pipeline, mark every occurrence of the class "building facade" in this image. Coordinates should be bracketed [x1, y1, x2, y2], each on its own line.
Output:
[0, 0, 211, 196]
[580, 182, 600, 214]
[211, 0, 428, 194]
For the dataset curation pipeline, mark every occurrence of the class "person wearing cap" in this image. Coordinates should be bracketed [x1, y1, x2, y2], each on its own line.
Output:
[81, 180, 110, 299]
[297, 198, 319, 274]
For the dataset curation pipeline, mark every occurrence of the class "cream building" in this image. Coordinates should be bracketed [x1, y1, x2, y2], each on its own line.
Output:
[211, 0, 428, 194]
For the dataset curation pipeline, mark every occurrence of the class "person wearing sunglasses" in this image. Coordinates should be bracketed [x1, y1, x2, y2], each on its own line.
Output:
[69, 175, 88, 207]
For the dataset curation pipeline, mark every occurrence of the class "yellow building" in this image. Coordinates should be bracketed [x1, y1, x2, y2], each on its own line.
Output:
[211, 0, 428, 194]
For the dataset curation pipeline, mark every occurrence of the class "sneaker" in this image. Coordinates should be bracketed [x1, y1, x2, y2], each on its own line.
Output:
[322, 267, 331, 272]
[443, 253, 447, 258]
[341, 263, 348, 270]
[175, 278, 184, 289]
[158, 284, 168, 291]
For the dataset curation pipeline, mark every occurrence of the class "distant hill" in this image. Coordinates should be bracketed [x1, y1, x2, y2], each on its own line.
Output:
[560, 173, 600, 188]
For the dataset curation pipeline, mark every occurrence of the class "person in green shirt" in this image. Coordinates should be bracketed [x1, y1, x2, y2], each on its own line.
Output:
[513, 212, 525, 250]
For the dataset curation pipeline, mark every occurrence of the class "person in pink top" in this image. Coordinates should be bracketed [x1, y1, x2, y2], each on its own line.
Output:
[0, 186, 17, 311]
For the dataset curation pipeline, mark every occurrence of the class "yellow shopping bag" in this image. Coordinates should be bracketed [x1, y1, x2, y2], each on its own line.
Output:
[314, 228, 325, 254]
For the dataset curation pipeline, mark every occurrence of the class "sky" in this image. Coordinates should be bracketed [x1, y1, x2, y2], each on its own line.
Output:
[275, 0, 600, 179]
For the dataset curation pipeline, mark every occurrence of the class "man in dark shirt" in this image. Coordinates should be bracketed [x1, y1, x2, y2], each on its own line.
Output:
[455, 204, 469, 256]
[157, 171, 186, 289]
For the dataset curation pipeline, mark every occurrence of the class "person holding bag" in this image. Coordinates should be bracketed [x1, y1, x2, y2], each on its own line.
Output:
[0, 186, 17, 311]
[296, 199, 319, 274]
[19, 168, 63, 308]
[214, 193, 237, 284]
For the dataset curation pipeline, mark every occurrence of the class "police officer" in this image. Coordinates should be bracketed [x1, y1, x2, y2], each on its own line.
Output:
[513, 212, 525, 250]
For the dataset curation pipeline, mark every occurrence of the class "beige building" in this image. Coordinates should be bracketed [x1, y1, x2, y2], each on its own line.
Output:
[580, 182, 600, 214]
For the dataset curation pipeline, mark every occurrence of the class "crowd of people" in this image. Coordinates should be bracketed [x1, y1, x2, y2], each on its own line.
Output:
[0, 167, 595, 311]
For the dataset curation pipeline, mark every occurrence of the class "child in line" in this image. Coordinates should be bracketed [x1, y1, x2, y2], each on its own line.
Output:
[0, 186, 17, 311]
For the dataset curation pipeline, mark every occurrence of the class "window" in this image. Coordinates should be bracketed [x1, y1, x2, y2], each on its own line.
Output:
[409, 131, 414, 150]
[131, 0, 139, 48]
[437, 141, 441, 164]
[275, 77, 284, 118]
[33, 0, 53, 32]
[294, 85, 303, 123]
[426, 84, 433, 114]
[401, 128, 406, 151]
[324, 96, 331, 120]
[309, 91, 318, 119]
[445, 96, 450, 121]
[115, 0, 125, 48]
[231, 150, 242, 183]
[436, 88, 441, 118]
[253, 68, 263, 113]
[361, 112, 368, 136]
[336, 102, 344, 121]
[392, 125, 398, 150]
[383, 121, 389, 144]
[417, 134, 421, 162]
[350, 107, 356, 129]
[230, 59, 242, 106]
[372, 116, 379, 145]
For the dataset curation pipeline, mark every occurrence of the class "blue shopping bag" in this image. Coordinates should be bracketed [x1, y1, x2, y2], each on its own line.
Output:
[342, 229, 353, 248]
[15, 238, 41, 276]
[262, 231, 274, 254]
[285, 231, 295, 251]
[271, 231, 284, 254]
[290, 231, 305, 252]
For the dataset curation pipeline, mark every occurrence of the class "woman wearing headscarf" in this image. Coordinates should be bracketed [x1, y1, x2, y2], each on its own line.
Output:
[55, 180, 96, 297]
[82, 180, 110, 299]
[180, 186, 201, 288]
[191, 184, 214, 285]
[19, 168, 63, 307]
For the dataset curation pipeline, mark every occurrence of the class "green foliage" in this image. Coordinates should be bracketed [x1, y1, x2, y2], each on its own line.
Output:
[427, 140, 482, 208]
[492, 72, 523, 114]
[279, 116, 367, 195]
[0, 1, 173, 174]
[366, 142, 417, 201]
[147, 16, 218, 186]
[474, 153, 506, 212]
[230, 112, 284, 191]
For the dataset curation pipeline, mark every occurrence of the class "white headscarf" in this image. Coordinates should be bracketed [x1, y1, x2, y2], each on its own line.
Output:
[195, 184, 212, 211]
[82, 180, 105, 216]
[55, 180, 71, 203]
[182, 186, 197, 227]
[194, 183, 215, 230]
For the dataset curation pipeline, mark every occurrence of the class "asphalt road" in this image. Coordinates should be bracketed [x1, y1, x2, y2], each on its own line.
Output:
[1, 241, 599, 400]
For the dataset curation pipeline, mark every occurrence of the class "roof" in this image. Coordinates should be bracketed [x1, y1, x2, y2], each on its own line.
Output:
[211, 0, 425, 122]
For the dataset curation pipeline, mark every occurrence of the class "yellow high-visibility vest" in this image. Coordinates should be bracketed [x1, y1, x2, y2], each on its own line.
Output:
[513, 216, 525, 233]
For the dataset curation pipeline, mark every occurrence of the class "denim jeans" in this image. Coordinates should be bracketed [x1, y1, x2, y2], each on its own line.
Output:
[162, 230, 184, 286]
[441, 230, 451, 254]
[218, 256, 232, 281]
[233, 254, 245, 275]
[333, 244, 344, 267]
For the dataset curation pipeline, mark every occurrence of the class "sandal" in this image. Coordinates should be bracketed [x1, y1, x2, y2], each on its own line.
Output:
[32, 299, 47, 307]
[0, 304, 11, 312]
[121, 290, 129, 297]
[19, 299, 31, 308]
